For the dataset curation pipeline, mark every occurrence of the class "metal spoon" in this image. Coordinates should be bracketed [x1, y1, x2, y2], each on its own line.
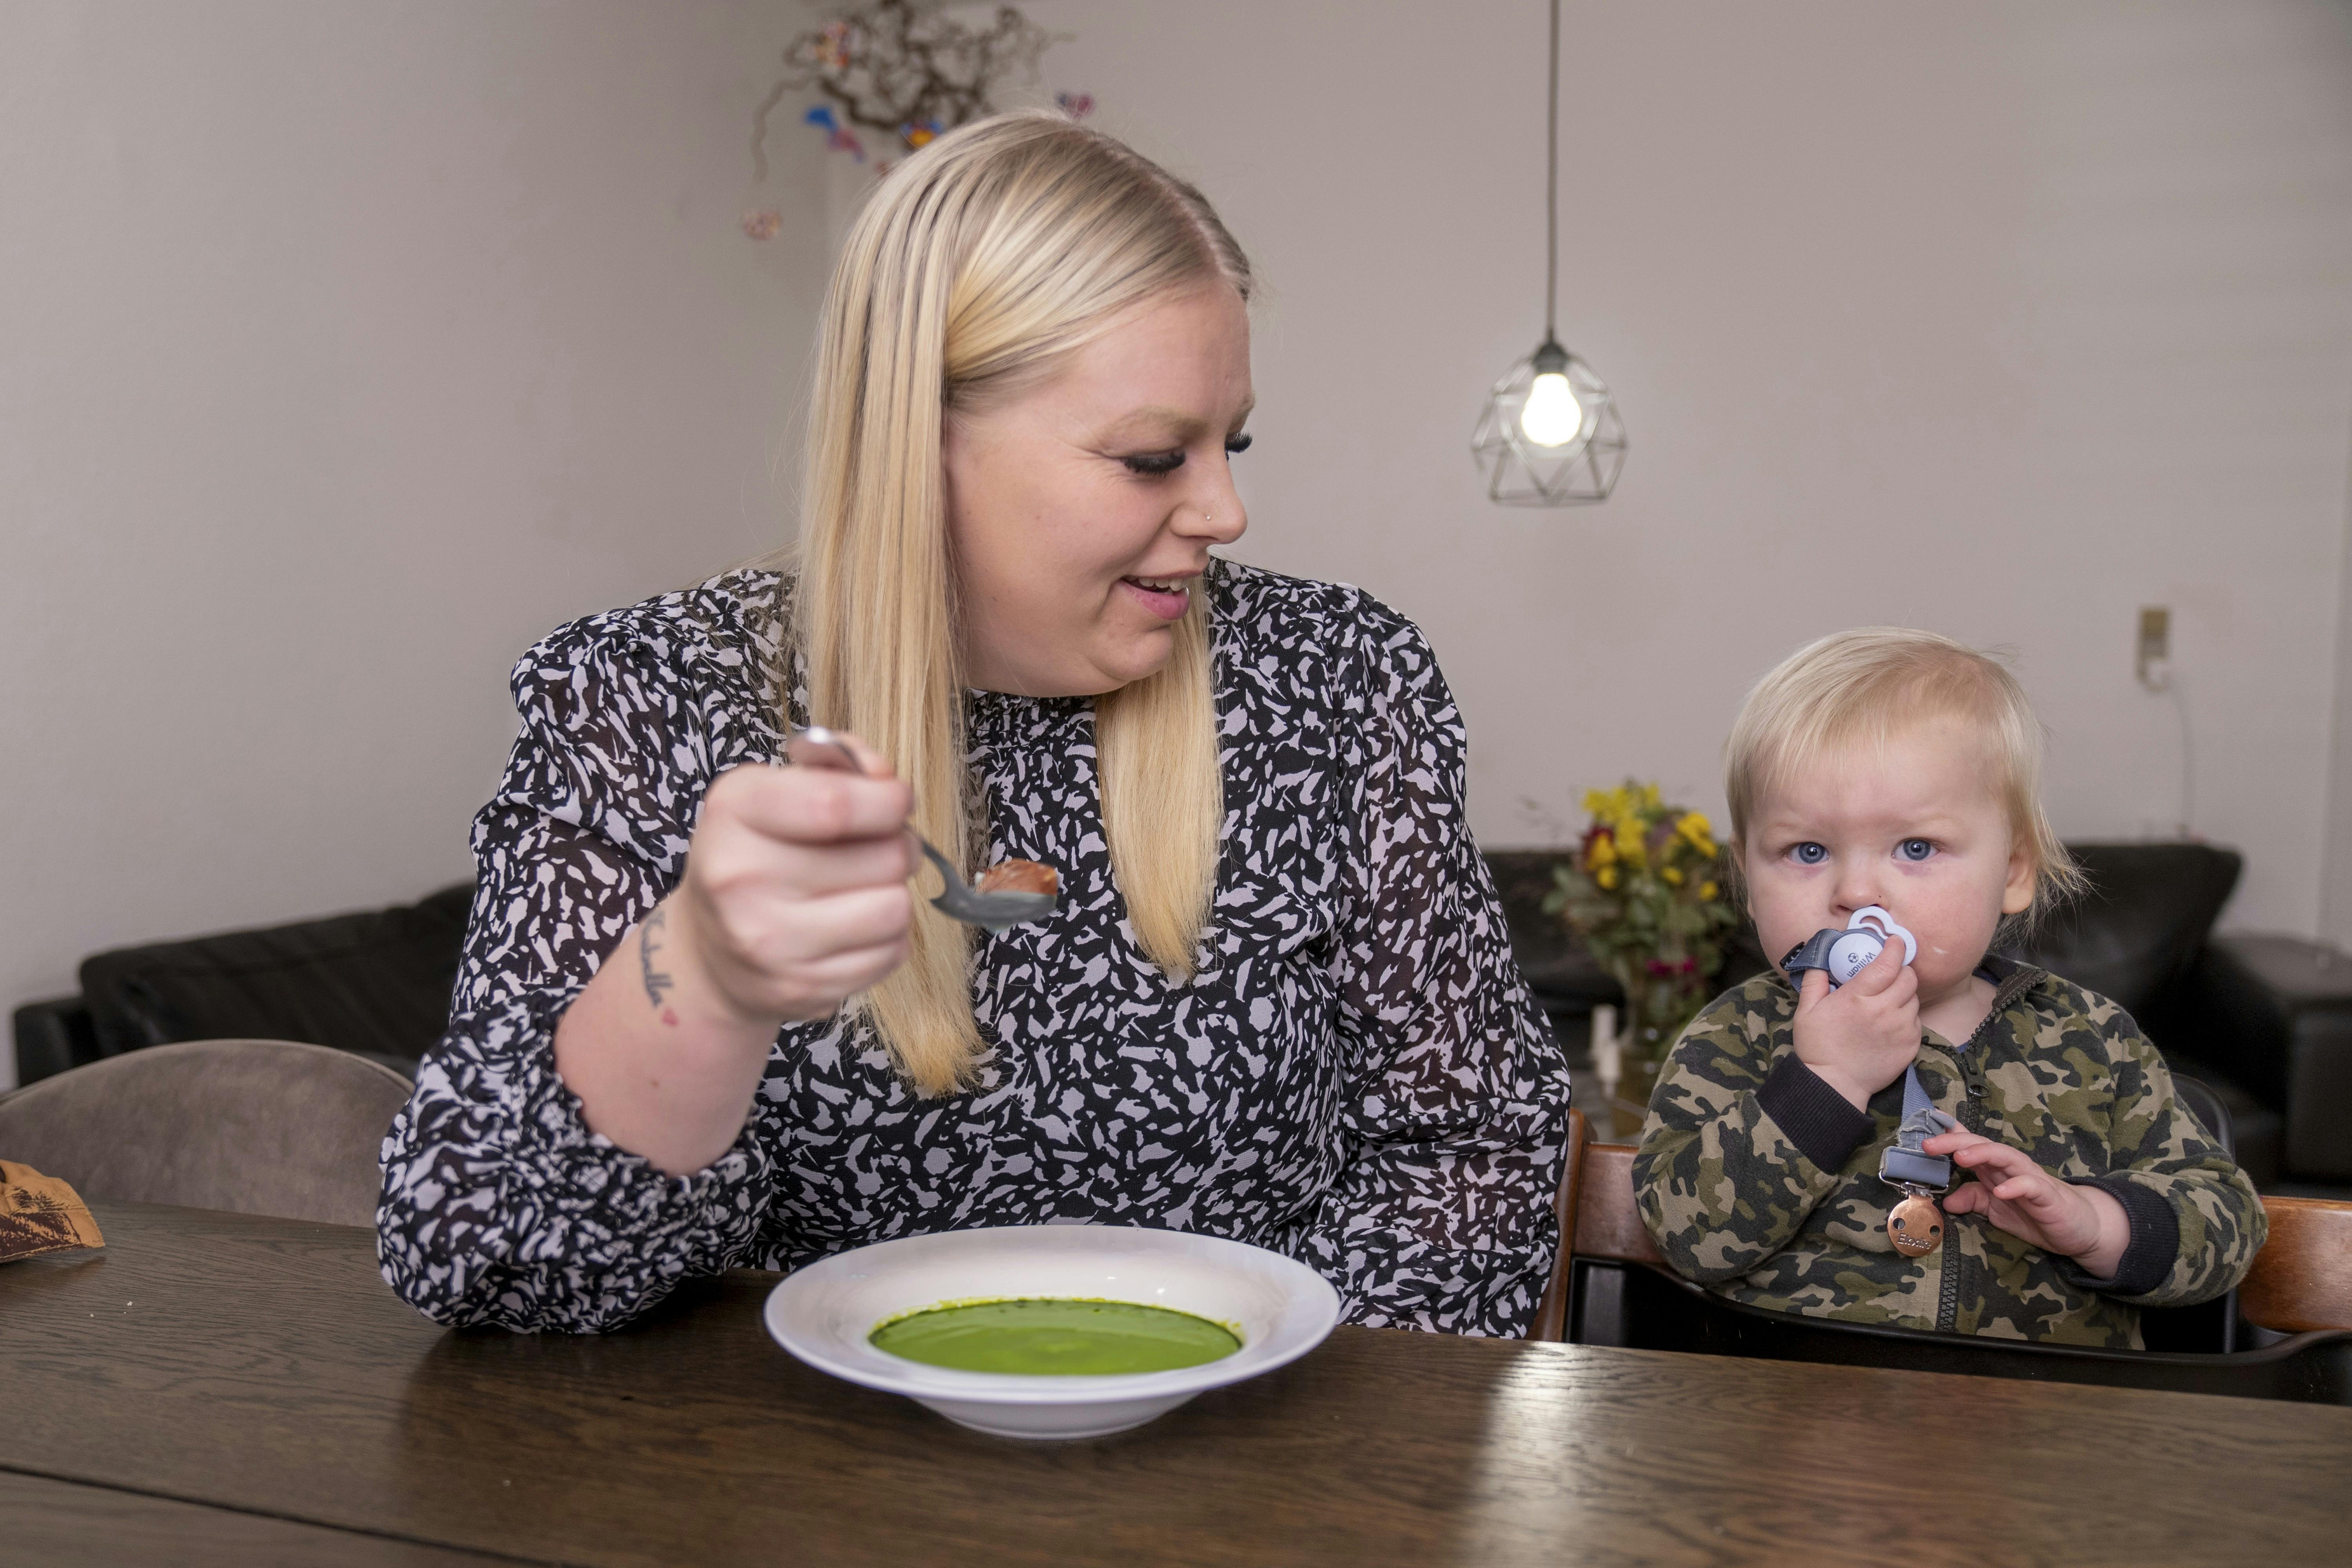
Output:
[785, 726, 1060, 934]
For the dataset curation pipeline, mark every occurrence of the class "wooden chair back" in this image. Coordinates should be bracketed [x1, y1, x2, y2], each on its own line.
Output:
[1523, 1108, 2352, 1343]
[2242, 1197, 2352, 1333]
[1527, 1108, 1657, 1341]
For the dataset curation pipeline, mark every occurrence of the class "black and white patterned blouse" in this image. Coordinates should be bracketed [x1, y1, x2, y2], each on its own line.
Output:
[377, 560, 1572, 1338]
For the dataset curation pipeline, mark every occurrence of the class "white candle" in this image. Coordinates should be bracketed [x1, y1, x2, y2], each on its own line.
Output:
[1590, 1003, 1621, 1100]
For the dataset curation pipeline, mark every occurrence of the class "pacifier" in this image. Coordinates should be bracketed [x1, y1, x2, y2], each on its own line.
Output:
[1781, 905, 1918, 987]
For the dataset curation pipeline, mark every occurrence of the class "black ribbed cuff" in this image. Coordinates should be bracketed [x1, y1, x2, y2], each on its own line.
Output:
[2057, 1176, 2179, 1298]
[1757, 1054, 1877, 1172]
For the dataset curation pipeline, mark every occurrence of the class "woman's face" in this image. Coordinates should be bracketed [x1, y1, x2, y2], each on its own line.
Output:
[944, 283, 1252, 697]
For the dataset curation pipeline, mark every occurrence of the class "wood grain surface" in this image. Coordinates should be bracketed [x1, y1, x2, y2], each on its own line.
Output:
[2243, 1196, 2352, 1332]
[4, 1201, 2348, 1568]
[1576, 1141, 1662, 1263]
[0, 1469, 517, 1566]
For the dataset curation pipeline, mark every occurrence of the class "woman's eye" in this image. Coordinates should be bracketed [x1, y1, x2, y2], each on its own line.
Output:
[1790, 842, 1827, 865]
[1897, 838, 1936, 862]
[1122, 450, 1186, 476]
[1224, 432, 1252, 456]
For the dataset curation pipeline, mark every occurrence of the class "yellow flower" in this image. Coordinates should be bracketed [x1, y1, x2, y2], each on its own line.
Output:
[1699, 880, 1719, 902]
[1596, 865, 1619, 890]
[1674, 813, 1717, 860]
[1661, 866, 1684, 886]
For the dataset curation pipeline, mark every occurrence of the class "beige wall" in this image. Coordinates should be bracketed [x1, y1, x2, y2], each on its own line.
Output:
[0, 2, 831, 1084]
[6, 2, 2351, 1087]
[1011, 0, 2352, 936]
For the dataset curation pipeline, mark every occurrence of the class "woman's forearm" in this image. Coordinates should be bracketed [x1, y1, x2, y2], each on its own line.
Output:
[546, 757, 915, 1176]
[552, 902, 786, 1178]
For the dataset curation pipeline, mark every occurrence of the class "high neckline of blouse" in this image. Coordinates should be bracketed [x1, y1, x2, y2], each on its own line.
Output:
[964, 689, 1094, 737]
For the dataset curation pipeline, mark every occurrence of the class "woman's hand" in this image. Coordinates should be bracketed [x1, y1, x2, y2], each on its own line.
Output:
[552, 733, 915, 1176]
[667, 744, 917, 1028]
[1925, 1129, 2131, 1277]
[1790, 938, 1920, 1111]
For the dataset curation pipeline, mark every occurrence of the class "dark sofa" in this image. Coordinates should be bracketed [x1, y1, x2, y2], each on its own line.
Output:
[12, 885, 471, 1086]
[15, 842, 2352, 1187]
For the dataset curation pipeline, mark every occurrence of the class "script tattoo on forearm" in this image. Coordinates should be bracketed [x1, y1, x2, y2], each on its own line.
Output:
[640, 905, 678, 1025]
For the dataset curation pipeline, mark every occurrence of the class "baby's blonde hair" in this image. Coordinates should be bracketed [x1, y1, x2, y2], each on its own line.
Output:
[1724, 628, 2085, 925]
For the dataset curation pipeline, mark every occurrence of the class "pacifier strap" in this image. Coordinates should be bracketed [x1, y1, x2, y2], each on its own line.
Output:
[1880, 1060, 1958, 1192]
[1879, 1060, 1958, 1257]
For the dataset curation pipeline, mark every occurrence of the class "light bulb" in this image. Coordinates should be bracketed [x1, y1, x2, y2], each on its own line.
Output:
[1519, 370, 1586, 447]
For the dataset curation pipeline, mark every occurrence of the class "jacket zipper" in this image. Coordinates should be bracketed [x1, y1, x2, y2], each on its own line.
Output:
[1935, 1085, 1978, 1334]
[1933, 981, 2021, 1335]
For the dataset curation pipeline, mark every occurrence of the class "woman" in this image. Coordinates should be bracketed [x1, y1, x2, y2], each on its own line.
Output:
[377, 113, 1570, 1338]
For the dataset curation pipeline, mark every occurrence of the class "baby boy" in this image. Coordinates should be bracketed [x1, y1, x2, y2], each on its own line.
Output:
[1633, 628, 2263, 1345]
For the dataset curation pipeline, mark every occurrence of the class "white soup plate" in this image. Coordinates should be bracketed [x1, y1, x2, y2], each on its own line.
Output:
[762, 1224, 1341, 1439]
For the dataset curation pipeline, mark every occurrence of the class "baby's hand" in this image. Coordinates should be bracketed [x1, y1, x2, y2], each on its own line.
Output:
[1790, 937, 1919, 1111]
[1925, 1130, 2129, 1277]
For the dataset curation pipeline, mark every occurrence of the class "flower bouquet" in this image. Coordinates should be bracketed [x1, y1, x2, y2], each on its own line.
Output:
[1543, 782, 1743, 1131]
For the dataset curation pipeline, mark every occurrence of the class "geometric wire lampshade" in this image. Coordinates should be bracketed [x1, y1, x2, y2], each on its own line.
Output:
[1470, 344, 1627, 505]
[1471, 0, 1626, 509]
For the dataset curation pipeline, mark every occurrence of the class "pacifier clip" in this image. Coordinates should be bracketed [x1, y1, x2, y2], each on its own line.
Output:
[1782, 906, 1950, 1257]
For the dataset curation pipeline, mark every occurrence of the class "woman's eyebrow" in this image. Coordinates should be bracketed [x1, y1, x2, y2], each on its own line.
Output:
[1095, 401, 1256, 444]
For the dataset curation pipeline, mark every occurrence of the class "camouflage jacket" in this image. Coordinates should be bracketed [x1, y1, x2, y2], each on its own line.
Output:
[1632, 957, 2265, 1348]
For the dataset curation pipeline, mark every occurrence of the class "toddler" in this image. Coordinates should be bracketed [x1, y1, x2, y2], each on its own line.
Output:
[1633, 628, 2264, 1345]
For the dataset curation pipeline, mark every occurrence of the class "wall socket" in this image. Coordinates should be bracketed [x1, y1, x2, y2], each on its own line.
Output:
[2136, 606, 2171, 691]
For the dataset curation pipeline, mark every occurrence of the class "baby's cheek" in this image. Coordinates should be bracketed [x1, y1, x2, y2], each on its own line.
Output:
[1911, 916, 1997, 989]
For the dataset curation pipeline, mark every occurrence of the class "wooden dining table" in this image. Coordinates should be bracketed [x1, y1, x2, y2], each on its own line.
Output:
[5, 1201, 2348, 1567]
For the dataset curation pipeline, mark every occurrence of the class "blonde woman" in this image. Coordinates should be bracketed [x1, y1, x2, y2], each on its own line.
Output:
[377, 114, 1570, 1338]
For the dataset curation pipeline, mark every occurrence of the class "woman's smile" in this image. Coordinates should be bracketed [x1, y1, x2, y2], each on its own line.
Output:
[1118, 573, 1194, 621]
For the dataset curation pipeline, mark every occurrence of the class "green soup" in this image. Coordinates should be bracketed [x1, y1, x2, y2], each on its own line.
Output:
[869, 1298, 1241, 1375]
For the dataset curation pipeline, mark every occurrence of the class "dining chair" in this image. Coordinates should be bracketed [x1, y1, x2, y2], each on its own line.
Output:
[0, 1038, 413, 1228]
[1526, 1106, 1652, 1343]
[1526, 1106, 2352, 1404]
[2241, 1197, 2352, 1333]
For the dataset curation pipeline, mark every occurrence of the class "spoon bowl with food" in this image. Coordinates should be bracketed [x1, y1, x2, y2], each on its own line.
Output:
[787, 727, 1060, 933]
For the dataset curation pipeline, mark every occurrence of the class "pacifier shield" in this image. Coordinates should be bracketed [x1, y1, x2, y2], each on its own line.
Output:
[1847, 906, 1918, 965]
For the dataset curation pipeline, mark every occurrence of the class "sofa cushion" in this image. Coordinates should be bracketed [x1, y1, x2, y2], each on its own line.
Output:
[1483, 851, 1623, 1006]
[2004, 842, 2241, 1020]
[1482, 850, 1770, 1014]
[78, 883, 472, 1072]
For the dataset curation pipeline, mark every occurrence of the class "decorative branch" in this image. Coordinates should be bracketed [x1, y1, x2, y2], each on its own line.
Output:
[753, 0, 1066, 181]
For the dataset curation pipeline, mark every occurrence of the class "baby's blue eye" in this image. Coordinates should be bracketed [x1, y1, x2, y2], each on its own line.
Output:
[1790, 842, 1827, 865]
[1898, 838, 1935, 862]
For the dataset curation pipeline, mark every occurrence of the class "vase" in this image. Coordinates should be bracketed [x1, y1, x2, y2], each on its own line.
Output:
[1606, 1054, 1660, 1140]
[1601, 962, 1708, 1139]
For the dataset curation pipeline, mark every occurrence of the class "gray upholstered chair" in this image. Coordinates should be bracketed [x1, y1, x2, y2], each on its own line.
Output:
[0, 1039, 412, 1227]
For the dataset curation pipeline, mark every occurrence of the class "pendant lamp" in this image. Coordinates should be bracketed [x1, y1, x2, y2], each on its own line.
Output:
[1471, 0, 1626, 506]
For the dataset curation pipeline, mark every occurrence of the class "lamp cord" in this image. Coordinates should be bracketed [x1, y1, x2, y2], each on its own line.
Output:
[1545, 0, 1559, 339]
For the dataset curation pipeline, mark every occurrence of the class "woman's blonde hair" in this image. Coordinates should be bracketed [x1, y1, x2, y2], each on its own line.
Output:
[1722, 628, 2085, 925]
[795, 111, 1247, 1096]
